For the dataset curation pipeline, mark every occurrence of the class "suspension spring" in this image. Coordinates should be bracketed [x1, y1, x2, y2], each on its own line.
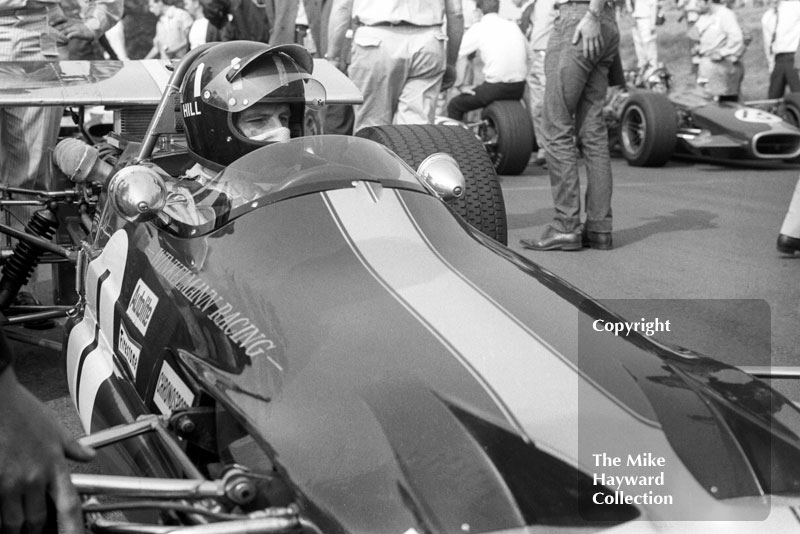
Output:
[0, 209, 59, 308]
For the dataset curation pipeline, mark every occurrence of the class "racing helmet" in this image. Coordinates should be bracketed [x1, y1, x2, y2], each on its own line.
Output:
[179, 41, 326, 171]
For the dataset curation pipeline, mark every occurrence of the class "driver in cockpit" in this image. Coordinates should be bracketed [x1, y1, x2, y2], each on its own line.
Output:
[52, 41, 326, 226]
[164, 40, 321, 225]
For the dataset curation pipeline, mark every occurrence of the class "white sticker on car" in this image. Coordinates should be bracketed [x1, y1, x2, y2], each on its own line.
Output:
[127, 279, 158, 335]
[118, 322, 141, 377]
[734, 108, 782, 124]
[154, 361, 195, 415]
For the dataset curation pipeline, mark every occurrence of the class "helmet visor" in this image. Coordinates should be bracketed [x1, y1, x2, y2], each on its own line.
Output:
[197, 54, 327, 112]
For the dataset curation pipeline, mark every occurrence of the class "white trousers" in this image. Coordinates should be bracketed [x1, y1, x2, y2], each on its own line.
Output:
[347, 25, 447, 132]
[631, 15, 658, 69]
[781, 176, 800, 238]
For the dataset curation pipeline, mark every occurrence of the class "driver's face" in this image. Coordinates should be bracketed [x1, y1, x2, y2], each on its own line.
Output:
[234, 103, 291, 139]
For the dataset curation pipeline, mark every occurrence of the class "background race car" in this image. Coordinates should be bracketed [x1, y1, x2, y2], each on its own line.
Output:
[605, 66, 800, 166]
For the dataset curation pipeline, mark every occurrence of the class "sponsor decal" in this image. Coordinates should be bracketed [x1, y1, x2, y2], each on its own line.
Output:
[117, 322, 141, 377]
[182, 101, 201, 118]
[734, 108, 781, 124]
[150, 249, 276, 358]
[154, 361, 195, 415]
[127, 279, 158, 335]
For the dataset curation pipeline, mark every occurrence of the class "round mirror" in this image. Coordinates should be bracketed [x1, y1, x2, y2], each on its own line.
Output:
[417, 153, 465, 201]
[108, 165, 167, 223]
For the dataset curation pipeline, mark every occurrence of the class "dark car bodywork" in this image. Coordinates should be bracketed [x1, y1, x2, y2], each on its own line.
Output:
[67, 137, 800, 532]
[3, 53, 800, 533]
[606, 78, 800, 166]
[669, 91, 800, 161]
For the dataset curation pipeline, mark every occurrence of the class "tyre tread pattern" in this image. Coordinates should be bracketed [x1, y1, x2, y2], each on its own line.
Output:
[356, 124, 508, 244]
[622, 91, 677, 167]
[483, 100, 534, 176]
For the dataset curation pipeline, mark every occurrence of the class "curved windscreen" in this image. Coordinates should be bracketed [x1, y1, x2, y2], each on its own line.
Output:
[158, 135, 429, 237]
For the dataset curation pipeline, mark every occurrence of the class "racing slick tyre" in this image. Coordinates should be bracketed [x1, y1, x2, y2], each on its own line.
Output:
[620, 90, 677, 167]
[480, 100, 534, 176]
[782, 92, 800, 127]
[356, 124, 508, 245]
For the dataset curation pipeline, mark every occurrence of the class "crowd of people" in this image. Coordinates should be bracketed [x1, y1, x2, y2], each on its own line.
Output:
[3, 0, 800, 532]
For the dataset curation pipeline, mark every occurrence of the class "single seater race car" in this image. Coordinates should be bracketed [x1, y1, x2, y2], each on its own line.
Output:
[605, 65, 800, 167]
[3, 44, 800, 533]
[436, 99, 535, 177]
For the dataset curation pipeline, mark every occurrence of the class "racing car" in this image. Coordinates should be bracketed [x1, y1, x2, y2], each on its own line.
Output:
[3, 43, 800, 533]
[606, 65, 800, 166]
[436, 99, 535, 176]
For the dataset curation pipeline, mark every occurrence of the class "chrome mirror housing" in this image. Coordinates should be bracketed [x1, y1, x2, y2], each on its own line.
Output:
[107, 165, 167, 223]
[417, 153, 465, 201]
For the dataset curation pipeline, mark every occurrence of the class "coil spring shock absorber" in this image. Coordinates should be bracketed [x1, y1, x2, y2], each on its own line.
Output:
[0, 208, 58, 309]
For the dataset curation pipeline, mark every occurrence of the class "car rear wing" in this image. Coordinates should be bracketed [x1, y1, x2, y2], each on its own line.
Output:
[0, 54, 363, 147]
[0, 57, 362, 107]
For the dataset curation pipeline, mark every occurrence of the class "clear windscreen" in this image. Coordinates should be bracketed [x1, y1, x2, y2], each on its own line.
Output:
[159, 135, 428, 236]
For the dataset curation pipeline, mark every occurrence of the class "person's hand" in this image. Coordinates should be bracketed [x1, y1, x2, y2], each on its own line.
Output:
[52, 19, 94, 41]
[572, 13, 603, 60]
[47, 5, 69, 27]
[0, 368, 95, 534]
[441, 63, 457, 91]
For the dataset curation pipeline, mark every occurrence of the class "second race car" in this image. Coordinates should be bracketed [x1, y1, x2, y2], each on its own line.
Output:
[605, 65, 800, 166]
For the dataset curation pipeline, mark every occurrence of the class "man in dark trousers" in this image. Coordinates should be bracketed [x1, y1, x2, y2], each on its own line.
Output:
[521, 0, 620, 251]
[445, 0, 528, 121]
[762, 0, 800, 98]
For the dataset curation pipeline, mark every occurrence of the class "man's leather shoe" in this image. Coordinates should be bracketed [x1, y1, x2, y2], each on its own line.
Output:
[520, 226, 581, 251]
[583, 229, 613, 250]
[777, 233, 800, 255]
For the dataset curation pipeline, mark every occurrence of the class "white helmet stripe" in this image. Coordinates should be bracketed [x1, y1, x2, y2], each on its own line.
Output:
[194, 62, 205, 98]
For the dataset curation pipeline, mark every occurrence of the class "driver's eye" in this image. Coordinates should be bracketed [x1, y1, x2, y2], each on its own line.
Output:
[279, 114, 290, 127]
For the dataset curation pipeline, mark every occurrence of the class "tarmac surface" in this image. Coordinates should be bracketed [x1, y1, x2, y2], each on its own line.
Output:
[507, 156, 800, 373]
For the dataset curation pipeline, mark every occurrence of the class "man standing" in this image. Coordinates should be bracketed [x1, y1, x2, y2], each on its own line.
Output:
[0, 0, 70, 230]
[521, 0, 620, 251]
[145, 0, 194, 60]
[60, 0, 124, 59]
[626, 0, 660, 71]
[445, 0, 527, 121]
[689, 0, 745, 100]
[761, 0, 800, 98]
[515, 0, 555, 166]
[327, 0, 464, 132]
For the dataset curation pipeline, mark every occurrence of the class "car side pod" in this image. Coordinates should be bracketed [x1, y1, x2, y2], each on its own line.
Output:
[416, 153, 466, 201]
[107, 165, 167, 223]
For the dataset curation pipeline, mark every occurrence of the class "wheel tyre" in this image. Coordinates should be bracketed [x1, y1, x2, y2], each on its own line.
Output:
[782, 93, 800, 127]
[481, 100, 534, 175]
[356, 124, 508, 244]
[620, 90, 677, 167]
